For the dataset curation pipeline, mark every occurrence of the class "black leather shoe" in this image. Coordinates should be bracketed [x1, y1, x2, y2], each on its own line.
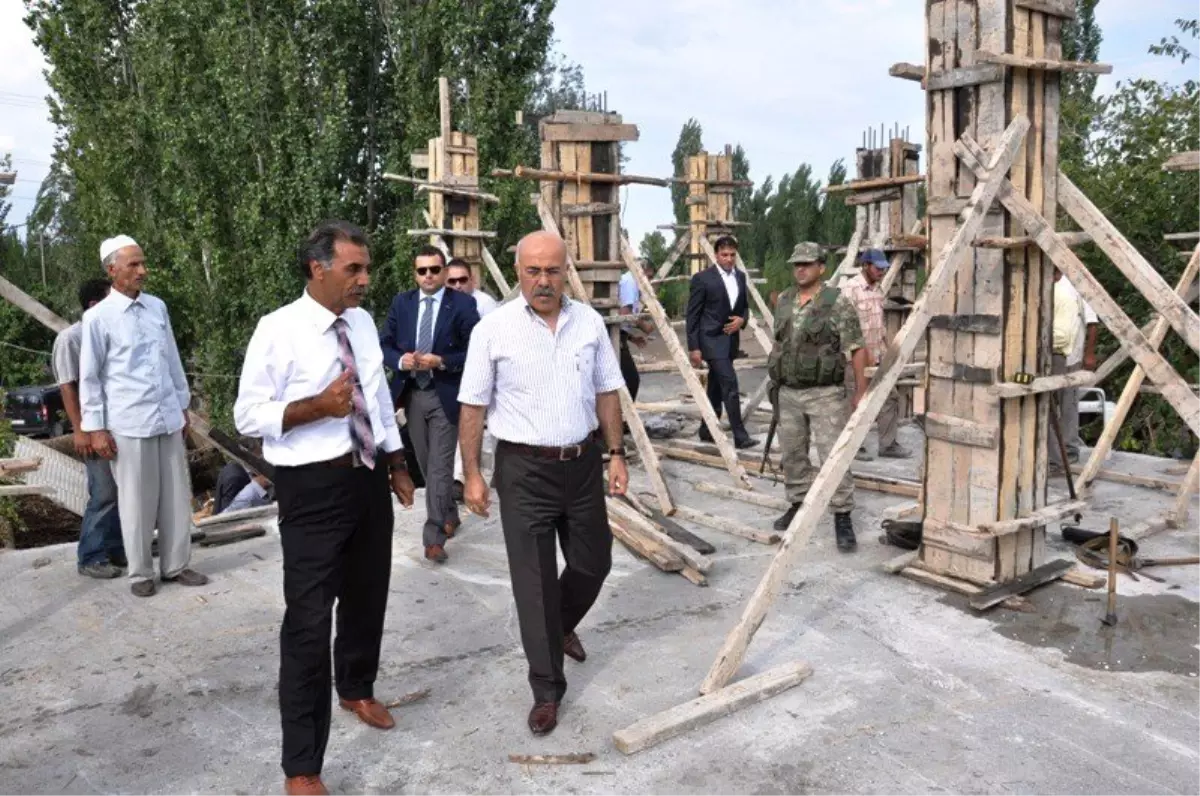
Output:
[735, 437, 760, 450]
[773, 503, 801, 531]
[834, 512, 857, 552]
[563, 632, 586, 663]
[527, 701, 559, 735]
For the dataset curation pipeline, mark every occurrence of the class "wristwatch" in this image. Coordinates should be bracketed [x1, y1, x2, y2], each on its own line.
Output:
[608, 447, 627, 458]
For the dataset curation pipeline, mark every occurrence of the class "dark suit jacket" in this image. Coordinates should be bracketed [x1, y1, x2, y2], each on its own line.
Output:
[380, 288, 480, 424]
[685, 265, 749, 361]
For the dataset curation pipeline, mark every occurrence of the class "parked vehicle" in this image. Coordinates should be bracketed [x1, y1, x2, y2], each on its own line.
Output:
[3, 384, 69, 438]
[1078, 386, 1116, 429]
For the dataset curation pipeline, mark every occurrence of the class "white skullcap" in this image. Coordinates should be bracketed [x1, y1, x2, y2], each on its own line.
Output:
[99, 235, 139, 263]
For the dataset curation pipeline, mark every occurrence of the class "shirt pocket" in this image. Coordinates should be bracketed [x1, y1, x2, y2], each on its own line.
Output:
[574, 343, 596, 395]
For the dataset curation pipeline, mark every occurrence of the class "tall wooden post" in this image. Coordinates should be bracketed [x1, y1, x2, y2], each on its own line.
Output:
[920, 0, 1065, 582]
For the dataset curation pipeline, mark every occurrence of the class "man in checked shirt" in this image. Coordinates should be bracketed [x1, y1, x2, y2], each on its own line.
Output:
[458, 229, 627, 737]
[840, 248, 910, 460]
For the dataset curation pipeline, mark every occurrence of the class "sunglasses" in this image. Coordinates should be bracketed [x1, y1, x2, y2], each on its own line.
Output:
[446, 276, 469, 286]
[415, 265, 443, 276]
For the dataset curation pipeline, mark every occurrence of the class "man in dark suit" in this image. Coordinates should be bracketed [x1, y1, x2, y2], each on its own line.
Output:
[381, 245, 480, 563]
[686, 235, 758, 449]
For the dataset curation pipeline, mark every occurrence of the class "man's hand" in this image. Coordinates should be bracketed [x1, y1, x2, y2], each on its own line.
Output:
[689, 349, 703, 369]
[1083, 352, 1098, 372]
[253, 473, 271, 488]
[72, 429, 93, 458]
[607, 456, 628, 496]
[416, 353, 443, 371]
[400, 352, 417, 371]
[390, 468, 416, 508]
[181, 411, 191, 439]
[463, 471, 490, 518]
[723, 315, 745, 335]
[630, 335, 647, 349]
[318, 371, 354, 418]
[90, 431, 117, 459]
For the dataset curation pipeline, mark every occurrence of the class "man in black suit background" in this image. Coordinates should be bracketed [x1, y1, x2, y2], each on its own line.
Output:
[685, 235, 758, 449]
[381, 245, 480, 563]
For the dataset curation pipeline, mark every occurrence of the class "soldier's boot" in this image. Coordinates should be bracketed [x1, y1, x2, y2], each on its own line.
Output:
[773, 503, 801, 531]
[834, 512, 857, 553]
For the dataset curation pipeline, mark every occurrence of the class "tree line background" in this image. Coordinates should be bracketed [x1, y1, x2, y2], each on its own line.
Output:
[0, 0, 1196, 456]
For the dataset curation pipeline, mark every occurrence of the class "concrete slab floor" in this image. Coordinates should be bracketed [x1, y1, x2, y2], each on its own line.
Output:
[1, 372, 1196, 795]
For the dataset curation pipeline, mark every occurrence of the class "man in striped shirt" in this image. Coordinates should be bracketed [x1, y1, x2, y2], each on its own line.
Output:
[840, 249, 908, 460]
[458, 230, 627, 737]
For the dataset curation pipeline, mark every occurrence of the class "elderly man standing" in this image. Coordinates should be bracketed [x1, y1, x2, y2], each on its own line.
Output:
[79, 236, 207, 597]
[236, 220, 415, 796]
[840, 248, 909, 460]
[459, 230, 627, 737]
[53, 277, 126, 579]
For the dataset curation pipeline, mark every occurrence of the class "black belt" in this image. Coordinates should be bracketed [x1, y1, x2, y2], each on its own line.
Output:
[497, 438, 594, 461]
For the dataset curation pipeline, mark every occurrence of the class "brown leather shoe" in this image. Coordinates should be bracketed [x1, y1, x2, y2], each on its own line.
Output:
[131, 580, 156, 598]
[163, 568, 209, 586]
[424, 544, 448, 563]
[444, 518, 460, 539]
[284, 774, 328, 795]
[527, 701, 559, 735]
[563, 631, 586, 663]
[339, 697, 395, 730]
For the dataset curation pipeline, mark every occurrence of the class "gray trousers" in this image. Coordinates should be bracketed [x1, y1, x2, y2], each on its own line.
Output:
[110, 431, 193, 582]
[1049, 353, 1081, 466]
[845, 366, 899, 449]
[405, 388, 460, 547]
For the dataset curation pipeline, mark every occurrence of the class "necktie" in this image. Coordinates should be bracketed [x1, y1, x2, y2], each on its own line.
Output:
[331, 318, 376, 470]
[415, 296, 434, 389]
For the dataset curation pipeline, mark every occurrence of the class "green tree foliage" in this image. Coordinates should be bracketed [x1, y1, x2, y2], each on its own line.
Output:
[670, 119, 703, 225]
[17, 0, 557, 424]
[1060, 0, 1101, 173]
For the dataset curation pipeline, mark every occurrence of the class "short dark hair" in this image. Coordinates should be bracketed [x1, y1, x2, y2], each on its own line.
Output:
[78, 278, 111, 310]
[414, 245, 446, 266]
[445, 257, 470, 273]
[297, 220, 369, 280]
[713, 235, 739, 253]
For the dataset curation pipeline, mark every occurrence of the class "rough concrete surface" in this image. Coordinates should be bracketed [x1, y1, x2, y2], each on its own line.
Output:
[1, 370, 1197, 795]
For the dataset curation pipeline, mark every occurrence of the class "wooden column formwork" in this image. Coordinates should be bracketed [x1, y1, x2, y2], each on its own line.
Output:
[680, 148, 750, 275]
[918, 0, 1062, 583]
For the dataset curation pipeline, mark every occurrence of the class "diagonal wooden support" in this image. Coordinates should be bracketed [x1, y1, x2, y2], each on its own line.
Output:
[1076, 243, 1200, 495]
[1057, 172, 1200, 353]
[699, 115, 1031, 695]
[532, 197, 678, 512]
[695, 235, 773, 354]
[1166, 450, 1200, 529]
[652, 231, 692, 281]
[956, 134, 1200, 437]
[618, 232, 751, 489]
[828, 207, 868, 286]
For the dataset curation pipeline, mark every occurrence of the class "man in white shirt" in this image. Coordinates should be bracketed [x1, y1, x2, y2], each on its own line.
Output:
[444, 257, 499, 316]
[459, 230, 627, 738]
[1050, 269, 1099, 470]
[617, 258, 656, 401]
[235, 220, 416, 796]
[79, 235, 207, 597]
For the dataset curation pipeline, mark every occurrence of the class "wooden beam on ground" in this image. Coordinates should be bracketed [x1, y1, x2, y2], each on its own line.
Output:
[977, 50, 1111, 73]
[0, 457, 42, 475]
[1080, 242, 1200, 494]
[607, 498, 713, 573]
[1166, 451, 1200, 529]
[823, 173, 925, 194]
[493, 166, 670, 187]
[670, 504, 781, 545]
[1069, 464, 1184, 493]
[610, 516, 685, 572]
[968, 559, 1074, 610]
[698, 116, 1030, 696]
[613, 660, 813, 755]
[693, 480, 789, 511]
[1162, 151, 1200, 172]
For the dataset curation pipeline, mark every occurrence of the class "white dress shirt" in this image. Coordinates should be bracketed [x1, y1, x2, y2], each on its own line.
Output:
[718, 265, 740, 310]
[234, 290, 402, 467]
[472, 290, 499, 317]
[458, 295, 625, 446]
[79, 290, 191, 437]
[618, 272, 641, 336]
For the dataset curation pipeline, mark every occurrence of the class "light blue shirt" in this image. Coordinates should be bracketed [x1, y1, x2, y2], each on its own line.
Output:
[618, 272, 641, 336]
[412, 287, 444, 368]
[79, 290, 191, 438]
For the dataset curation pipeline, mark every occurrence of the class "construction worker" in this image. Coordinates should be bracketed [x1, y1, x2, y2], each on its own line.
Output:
[768, 242, 869, 551]
[841, 248, 909, 460]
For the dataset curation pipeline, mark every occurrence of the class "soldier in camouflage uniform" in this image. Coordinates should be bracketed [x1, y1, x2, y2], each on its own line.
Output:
[768, 242, 869, 551]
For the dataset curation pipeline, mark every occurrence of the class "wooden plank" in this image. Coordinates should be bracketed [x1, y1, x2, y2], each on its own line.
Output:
[844, 186, 903, 206]
[700, 116, 1031, 695]
[405, 228, 496, 239]
[0, 274, 69, 333]
[989, 369, 1094, 397]
[977, 50, 1111, 74]
[494, 166, 670, 187]
[889, 62, 924, 81]
[1062, 567, 1105, 588]
[926, 196, 970, 216]
[693, 481, 789, 511]
[924, 412, 998, 448]
[541, 122, 639, 142]
[610, 516, 685, 572]
[670, 504, 781, 546]
[607, 499, 713, 573]
[928, 360, 997, 384]
[900, 565, 984, 595]
[1162, 151, 1200, 172]
[976, 500, 1086, 533]
[882, 550, 919, 573]
[927, 314, 1002, 334]
[1163, 231, 1200, 242]
[561, 202, 620, 217]
[1166, 451, 1200, 529]
[1074, 247, 1188, 497]
[926, 63, 1006, 91]
[613, 661, 813, 755]
[823, 173, 925, 194]
[974, 231, 1090, 248]
[0, 457, 42, 475]
[968, 559, 1073, 610]
[652, 231, 691, 281]
[1015, 0, 1075, 18]
[922, 519, 997, 561]
[1069, 464, 1184, 493]
[479, 246, 511, 296]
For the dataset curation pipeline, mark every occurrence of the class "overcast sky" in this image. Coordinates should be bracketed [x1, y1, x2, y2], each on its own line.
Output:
[2, 0, 1195, 244]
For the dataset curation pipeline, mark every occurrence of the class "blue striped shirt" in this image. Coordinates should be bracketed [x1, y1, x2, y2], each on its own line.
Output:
[458, 295, 624, 446]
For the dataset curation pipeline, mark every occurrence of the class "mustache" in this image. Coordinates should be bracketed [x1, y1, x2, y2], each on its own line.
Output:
[532, 286, 556, 298]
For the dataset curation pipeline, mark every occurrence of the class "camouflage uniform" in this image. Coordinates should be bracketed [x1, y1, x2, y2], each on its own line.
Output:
[769, 274, 866, 513]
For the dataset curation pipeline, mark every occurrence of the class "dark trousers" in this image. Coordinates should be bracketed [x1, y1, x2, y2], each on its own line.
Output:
[274, 461, 394, 778]
[704, 357, 749, 442]
[619, 334, 641, 402]
[493, 442, 612, 704]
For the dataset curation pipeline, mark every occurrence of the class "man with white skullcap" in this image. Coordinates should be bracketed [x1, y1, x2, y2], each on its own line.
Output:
[79, 235, 208, 597]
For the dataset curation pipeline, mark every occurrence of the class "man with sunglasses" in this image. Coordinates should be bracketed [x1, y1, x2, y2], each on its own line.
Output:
[381, 245, 480, 563]
[444, 257, 499, 317]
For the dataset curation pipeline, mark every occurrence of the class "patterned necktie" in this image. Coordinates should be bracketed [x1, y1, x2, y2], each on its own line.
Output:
[331, 318, 376, 470]
[415, 296, 434, 389]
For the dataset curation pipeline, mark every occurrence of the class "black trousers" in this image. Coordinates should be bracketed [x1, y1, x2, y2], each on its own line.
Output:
[493, 442, 612, 704]
[619, 333, 641, 402]
[704, 357, 749, 442]
[274, 461, 394, 778]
